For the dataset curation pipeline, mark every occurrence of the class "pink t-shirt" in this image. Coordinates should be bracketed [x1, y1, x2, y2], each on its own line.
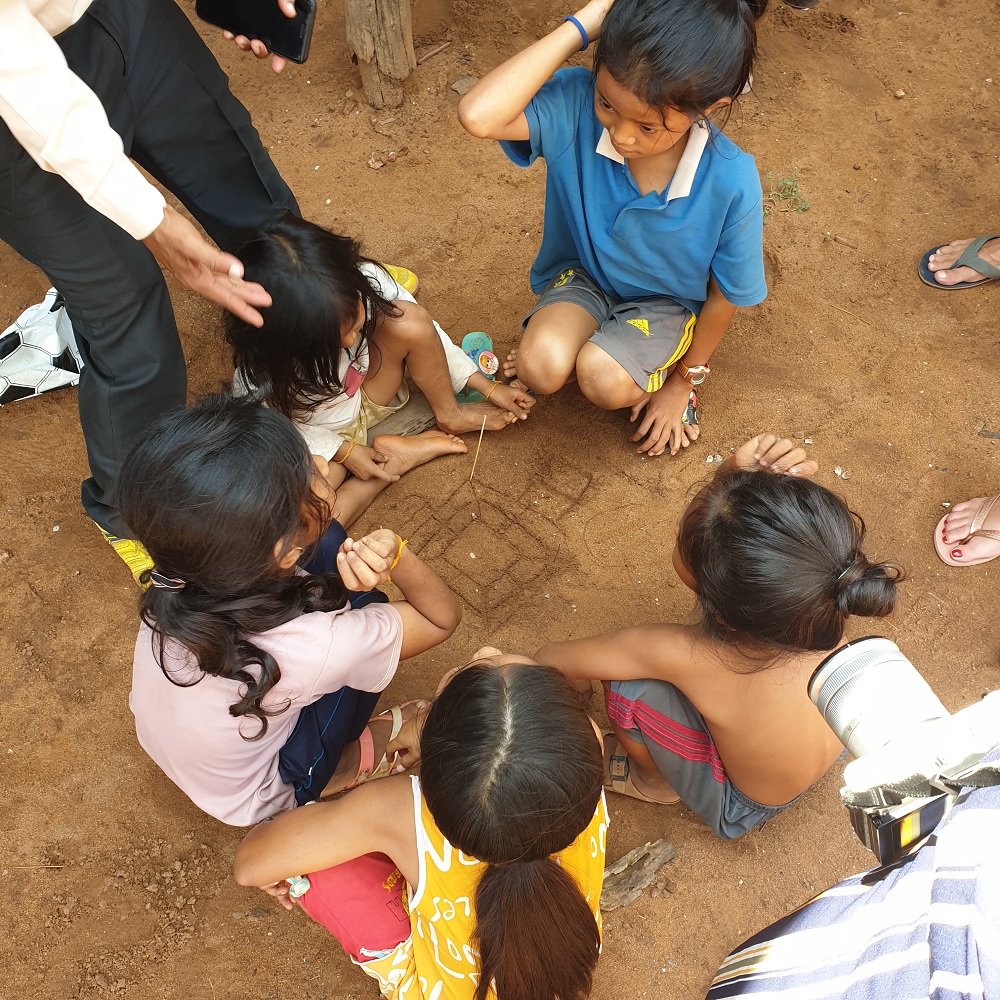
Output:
[129, 602, 403, 826]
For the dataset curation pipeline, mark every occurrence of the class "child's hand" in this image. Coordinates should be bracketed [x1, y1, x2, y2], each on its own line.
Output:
[487, 382, 535, 420]
[630, 380, 699, 456]
[257, 880, 295, 911]
[578, 0, 616, 37]
[733, 435, 819, 476]
[343, 444, 400, 485]
[336, 529, 402, 590]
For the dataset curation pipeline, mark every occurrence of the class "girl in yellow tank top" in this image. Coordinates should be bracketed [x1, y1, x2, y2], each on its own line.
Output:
[235, 652, 609, 1000]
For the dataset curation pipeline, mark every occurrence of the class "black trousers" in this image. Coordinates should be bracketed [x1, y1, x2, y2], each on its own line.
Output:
[0, 0, 298, 534]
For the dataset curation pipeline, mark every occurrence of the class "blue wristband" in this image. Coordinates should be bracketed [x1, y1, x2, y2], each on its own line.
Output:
[563, 15, 589, 51]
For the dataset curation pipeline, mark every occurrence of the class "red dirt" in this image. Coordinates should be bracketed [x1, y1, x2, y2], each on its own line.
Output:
[1, 0, 998, 997]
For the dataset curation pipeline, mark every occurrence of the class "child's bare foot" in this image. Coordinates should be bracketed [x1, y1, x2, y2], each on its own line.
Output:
[373, 431, 467, 479]
[502, 346, 519, 379]
[604, 734, 681, 805]
[502, 346, 534, 392]
[436, 402, 518, 435]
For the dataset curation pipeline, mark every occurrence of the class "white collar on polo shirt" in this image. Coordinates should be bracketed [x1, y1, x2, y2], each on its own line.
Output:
[596, 120, 709, 202]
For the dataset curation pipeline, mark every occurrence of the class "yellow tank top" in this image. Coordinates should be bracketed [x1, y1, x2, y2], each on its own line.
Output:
[358, 775, 609, 1000]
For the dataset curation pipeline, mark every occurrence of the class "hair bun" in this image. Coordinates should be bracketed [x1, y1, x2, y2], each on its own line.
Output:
[836, 557, 901, 619]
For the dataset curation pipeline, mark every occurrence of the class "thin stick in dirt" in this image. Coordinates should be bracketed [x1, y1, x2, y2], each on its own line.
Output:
[469, 414, 488, 482]
[417, 40, 452, 64]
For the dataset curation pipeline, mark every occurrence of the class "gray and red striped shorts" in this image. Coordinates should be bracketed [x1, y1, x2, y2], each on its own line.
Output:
[607, 678, 799, 839]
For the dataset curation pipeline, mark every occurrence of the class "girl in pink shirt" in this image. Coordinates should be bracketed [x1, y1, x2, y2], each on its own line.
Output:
[120, 393, 461, 826]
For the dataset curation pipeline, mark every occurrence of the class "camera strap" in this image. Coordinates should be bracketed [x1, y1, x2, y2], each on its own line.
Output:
[842, 763, 1000, 808]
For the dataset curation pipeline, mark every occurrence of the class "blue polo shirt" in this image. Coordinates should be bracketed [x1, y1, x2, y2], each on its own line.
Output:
[499, 67, 766, 316]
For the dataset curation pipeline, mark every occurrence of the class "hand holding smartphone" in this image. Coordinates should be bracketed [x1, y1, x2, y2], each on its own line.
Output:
[196, 0, 317, 65]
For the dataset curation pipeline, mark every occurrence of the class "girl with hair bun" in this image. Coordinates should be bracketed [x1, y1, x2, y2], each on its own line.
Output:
[234, 651, 608, 1000]
[536, 435, 903, 839]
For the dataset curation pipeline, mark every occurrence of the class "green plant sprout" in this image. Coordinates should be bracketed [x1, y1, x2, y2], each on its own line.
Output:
[763, 171, 810, 221]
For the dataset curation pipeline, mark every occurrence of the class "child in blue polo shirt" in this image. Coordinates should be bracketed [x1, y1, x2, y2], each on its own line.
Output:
[459, 0, 768, 457]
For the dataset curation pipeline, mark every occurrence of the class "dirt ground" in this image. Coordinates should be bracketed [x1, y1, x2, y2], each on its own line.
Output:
[1, 0, 998, 997]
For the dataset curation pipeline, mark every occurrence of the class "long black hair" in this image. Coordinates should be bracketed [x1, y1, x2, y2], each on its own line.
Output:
[594, 0, 769, 124]
[116, 393, 348, 738]
[225, 215, 401, 419]
[676, 469, 903, 661]
[420, 662, 604, 1000]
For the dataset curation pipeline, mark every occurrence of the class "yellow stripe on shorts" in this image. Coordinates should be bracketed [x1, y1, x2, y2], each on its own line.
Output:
[646, 312, 697, 393]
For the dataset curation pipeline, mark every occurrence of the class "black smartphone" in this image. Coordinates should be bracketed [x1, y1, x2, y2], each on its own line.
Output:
[195, 0, 317, 64]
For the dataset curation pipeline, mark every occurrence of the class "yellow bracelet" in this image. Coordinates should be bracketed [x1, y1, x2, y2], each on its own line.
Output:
[386, 536, 408, 583]
[334, 441, 357, 465]
[390, 536, 408, 570]
[484, 381, 500, 401]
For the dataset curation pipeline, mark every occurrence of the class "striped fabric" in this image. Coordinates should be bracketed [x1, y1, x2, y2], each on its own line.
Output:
[607, 687, 727, 784]
[706, 759, 1000, 1000]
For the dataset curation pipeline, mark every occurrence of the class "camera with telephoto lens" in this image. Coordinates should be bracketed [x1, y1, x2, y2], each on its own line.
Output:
[809, 636, 1000, 868]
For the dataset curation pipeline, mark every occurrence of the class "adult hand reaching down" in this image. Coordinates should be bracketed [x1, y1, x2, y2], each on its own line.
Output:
[142, 206, 272, 327]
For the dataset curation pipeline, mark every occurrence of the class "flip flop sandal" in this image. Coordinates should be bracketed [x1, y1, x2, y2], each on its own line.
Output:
[380, 263, 419, 296]
[603, 733, 681, 805]
[934, 495, 1000, 567]
[346, 699, 430, 789]
[457, 332, 499, 403]
[918, 235, 1000, 290]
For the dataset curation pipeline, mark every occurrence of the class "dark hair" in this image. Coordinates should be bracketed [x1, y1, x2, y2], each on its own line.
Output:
[420, 663, 604, 1000]
[593, 0, 768, 124]
[115, 393, 348, 738]
[676, 471, 902, 660]
[225, 215, 401, 419]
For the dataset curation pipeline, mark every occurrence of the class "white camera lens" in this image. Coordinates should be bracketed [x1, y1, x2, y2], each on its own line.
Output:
[808, 637, 948, 758]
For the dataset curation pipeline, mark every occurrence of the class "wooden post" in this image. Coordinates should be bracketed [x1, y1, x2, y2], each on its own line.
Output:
[344, 0, 416, 109]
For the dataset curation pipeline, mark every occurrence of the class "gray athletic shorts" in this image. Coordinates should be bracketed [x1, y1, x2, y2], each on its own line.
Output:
[608, 677, 799, 840]
[524, 267, 697, 393]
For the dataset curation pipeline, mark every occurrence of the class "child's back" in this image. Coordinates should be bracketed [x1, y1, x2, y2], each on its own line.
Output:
[633, 625, 844, 805]
[538, 435, 901, 837]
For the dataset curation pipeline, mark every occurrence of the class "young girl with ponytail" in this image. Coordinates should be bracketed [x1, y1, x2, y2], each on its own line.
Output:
[234, 652, 608, 1000]
[459, 0, 769, 458]
[536, 434, 904, 839]
[119, 394, 462, 827]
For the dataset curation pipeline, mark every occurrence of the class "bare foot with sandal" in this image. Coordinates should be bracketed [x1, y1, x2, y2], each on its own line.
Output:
[604, 732, 680, 805]
[321, 699, 430, 796]
[935, 494, 1000, 566]
[920, 235, 1000, 288]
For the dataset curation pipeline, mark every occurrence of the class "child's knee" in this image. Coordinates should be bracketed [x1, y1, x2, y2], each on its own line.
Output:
[385, 301, 436, 346]
[576, 343, 640, 409]
[515, 340, 574, 394]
